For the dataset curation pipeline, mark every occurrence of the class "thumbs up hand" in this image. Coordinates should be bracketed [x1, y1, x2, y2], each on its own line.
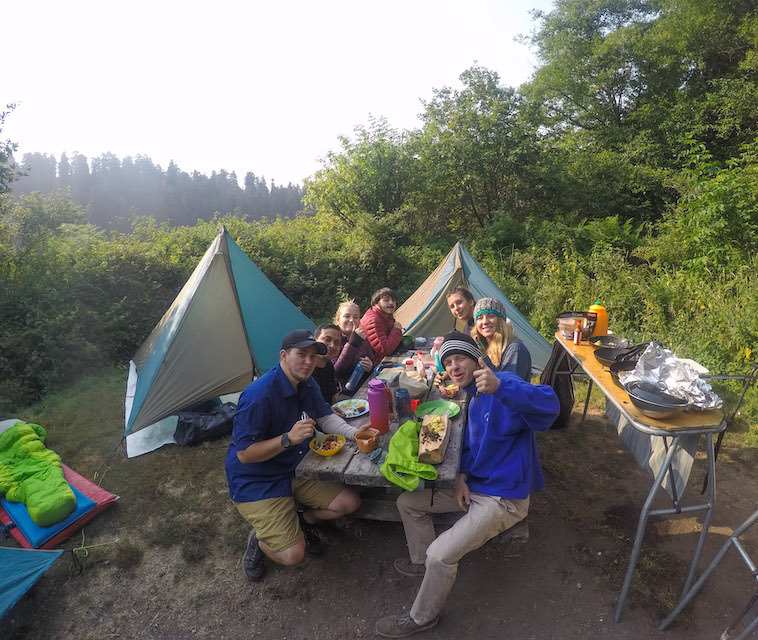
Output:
[473, 357, 500, 395]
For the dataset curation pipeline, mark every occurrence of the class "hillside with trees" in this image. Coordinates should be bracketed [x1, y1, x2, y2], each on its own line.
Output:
[11, 152, 305, 230]
[1, 0, 757, 425]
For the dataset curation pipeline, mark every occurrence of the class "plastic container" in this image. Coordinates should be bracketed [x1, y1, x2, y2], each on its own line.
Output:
[344, 363, 364, 393]
[395, 388, 413, 425]
[589, 302, 608, 337]
[367, 379, 389, 434]
[404, 359, 415, 372]
[415, 351, 425, 377]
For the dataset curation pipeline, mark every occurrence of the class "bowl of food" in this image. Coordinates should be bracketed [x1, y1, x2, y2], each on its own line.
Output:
[439, 383, 459, 399]
[557, 311, 597, 341]
[309, 434, 346, 457]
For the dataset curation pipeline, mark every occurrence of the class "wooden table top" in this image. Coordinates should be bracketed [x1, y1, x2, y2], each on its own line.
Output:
[295, 353, 466, 489]
[555, 333, 724, 432]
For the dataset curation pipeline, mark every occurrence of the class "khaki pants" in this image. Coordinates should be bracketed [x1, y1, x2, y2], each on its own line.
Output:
[397, 488, 529, 625]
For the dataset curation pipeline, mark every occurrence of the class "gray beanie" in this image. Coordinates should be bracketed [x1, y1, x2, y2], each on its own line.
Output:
[473, 297, 507, 322]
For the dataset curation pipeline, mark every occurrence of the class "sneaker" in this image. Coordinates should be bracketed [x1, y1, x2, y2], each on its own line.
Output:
[298, 512, 323, 557]
[375, 613, 439, 638]
[242, 530, 265, 581]
[393, 558, 426, 577]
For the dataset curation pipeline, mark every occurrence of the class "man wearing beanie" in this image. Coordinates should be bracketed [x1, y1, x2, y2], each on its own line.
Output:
[375, 331, 559, 637]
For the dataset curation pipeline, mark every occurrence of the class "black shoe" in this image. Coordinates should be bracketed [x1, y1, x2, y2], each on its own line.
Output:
[243, 530, 265, 581]
[298, 512, 323, 557]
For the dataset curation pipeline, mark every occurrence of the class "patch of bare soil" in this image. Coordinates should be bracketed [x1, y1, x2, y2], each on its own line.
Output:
[3, 406, 758, 640]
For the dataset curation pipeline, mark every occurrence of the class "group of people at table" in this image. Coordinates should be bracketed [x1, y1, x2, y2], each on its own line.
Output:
[225, 286, 560, 638]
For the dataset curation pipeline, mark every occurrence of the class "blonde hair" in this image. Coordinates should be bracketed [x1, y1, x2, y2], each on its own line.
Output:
[334, 300, 360, 328]
[471, 315, 514, 367]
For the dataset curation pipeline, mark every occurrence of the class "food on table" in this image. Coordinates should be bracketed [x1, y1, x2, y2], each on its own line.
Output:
[333, 399, 368, 418]
[311, 435, 343, 451]
[420, 415, 446, 445]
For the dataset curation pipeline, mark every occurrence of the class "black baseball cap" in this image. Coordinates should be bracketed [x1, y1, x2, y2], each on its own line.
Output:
[281, 329, 327, 354]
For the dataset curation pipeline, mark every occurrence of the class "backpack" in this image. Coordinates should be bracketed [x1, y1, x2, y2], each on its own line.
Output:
[539, 341, 575, 429]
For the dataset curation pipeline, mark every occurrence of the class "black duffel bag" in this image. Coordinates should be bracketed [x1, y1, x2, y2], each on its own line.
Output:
[174, 401, 237, 446]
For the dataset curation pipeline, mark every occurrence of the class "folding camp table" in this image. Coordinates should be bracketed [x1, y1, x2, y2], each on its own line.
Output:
[555, 335, 727, 623]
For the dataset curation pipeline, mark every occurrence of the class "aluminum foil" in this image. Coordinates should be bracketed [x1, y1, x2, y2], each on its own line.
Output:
[622, 343, 723, 410]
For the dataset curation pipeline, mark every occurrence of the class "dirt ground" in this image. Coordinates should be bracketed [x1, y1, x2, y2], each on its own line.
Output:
[3, 404, 758, 640]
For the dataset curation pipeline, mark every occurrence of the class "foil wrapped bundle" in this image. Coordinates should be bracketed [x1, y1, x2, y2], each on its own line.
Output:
[622, 343, 723, 410]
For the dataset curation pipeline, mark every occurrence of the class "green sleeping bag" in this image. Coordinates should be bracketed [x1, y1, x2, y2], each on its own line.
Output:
[0, 421, 76, 526]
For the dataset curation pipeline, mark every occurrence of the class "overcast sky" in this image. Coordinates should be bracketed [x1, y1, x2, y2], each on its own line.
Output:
[3, 0, 554, 186]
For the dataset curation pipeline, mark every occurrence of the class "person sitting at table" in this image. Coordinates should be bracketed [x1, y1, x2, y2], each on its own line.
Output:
[375, 331, 559, 638]
[332, 300, 373, 392]
[360, 287, 403, 366]
[471, 297, 532, 382]
[312, 323, 342, 404]
[446, 286, 476, 332]
[226, 329, 371, 582]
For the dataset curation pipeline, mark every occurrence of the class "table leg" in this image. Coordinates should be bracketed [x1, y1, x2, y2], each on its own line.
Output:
[682, 433, 717, 595]
[659, 508, 758, 631]
[579, 379, 593, 427]
[614, 436, 680, 623]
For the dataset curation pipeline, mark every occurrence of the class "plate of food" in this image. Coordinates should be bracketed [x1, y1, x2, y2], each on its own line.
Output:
[414, 400, 460, 419]
[332, 398, 369, 419]
[309, 434, 346, 457]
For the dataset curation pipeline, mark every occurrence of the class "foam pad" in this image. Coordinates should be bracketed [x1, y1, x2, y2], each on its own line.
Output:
[0, 464, 117, 549]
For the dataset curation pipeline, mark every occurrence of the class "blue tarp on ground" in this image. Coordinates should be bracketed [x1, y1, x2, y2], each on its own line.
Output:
[0, 547, 63, 619]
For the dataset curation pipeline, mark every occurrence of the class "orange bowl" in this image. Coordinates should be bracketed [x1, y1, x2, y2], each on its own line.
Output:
[309, 434, 346, 457]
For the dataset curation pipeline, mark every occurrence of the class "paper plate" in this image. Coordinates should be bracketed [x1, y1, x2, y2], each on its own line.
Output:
[414, 400, 460, 418]
[332, 398, 369, 419]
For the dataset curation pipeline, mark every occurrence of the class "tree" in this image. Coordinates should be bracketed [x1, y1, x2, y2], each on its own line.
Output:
[304, 116, 415, 224]
[0, 104, 21, 195]
[412, 65, 542, 228]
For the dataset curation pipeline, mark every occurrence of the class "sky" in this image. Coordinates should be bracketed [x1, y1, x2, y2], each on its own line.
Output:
[3, 0, 555, 187]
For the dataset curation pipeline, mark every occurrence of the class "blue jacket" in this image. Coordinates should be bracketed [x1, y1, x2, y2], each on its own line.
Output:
[460, 372, 559, 499]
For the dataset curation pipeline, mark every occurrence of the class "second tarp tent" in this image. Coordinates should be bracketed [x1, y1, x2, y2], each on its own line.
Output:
[394, 242, 552, 372]
[124, 227, 314, 457]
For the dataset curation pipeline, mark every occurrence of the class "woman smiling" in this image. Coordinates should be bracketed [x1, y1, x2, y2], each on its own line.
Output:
[471, 297, 532, 382]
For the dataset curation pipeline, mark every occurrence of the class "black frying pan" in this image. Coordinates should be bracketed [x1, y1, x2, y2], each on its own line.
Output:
[593, 342, 649, 367]
[604, 359, 637, 389]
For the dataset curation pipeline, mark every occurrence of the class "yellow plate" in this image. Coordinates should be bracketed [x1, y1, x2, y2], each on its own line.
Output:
[309, 434, 346, 457]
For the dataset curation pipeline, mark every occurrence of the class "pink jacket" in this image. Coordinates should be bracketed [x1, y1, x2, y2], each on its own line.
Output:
[360, 306, 403, 364]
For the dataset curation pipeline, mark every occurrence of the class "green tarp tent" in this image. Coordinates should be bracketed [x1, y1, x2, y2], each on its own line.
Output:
[124, 227, 314, 456]
[395, 242, 552, 373]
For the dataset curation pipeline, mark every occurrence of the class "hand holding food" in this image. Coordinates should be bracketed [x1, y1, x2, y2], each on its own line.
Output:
[434, 370, 450, 387]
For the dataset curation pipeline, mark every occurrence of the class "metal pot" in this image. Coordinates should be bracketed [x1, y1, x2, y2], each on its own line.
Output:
[589, 335, 633, 349]
[625, 381, 689, 420]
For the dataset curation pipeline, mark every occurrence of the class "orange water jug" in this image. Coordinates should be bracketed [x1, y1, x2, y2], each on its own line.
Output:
[589, 302, 608, 336]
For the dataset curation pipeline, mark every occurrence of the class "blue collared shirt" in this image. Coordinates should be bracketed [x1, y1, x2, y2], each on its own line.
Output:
[225, 365, 332, 502]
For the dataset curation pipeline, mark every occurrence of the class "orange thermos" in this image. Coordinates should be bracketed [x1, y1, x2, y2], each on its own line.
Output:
[589, 302, 608, 336]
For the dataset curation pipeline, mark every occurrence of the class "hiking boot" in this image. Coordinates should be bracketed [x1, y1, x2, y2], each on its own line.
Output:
[298, 512, 323, 557]
[375, 613, 439, 638]
[393, 558, 426, 577]
[242, 530, 265, 581]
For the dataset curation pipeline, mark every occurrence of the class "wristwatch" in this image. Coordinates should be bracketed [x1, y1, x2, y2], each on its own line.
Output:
[281, 433, 291, 449]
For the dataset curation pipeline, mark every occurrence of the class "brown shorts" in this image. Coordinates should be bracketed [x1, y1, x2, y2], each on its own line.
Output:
[233, 477, 345, 552]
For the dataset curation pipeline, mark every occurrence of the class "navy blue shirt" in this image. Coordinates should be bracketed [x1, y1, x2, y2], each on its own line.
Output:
[225, 365, 332, 502]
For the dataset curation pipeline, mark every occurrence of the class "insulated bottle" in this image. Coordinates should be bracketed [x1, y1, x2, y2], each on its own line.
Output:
[367, 380, 389, 434]
[395, 388, 413, 425]
[345, 363, 364, 392]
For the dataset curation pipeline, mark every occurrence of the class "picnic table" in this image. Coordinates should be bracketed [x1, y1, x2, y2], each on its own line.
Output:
[295, 352, 466, 518]
[555, 333, 726, 623]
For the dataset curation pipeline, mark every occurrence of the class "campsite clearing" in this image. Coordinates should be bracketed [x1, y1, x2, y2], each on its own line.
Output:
[2, 371, 758, 639]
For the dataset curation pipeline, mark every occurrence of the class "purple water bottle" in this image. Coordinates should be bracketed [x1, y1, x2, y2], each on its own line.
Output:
[367, 380, 389, 434]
